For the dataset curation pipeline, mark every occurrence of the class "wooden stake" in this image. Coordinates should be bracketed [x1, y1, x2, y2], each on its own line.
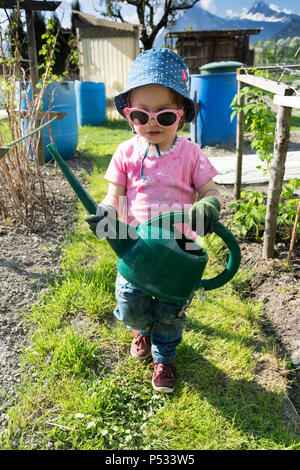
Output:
[193, 90, 198, 145]
[263, 88, 294, 258]
[234, 80, 245, 200]
[25, 9, 44, 166]
[287, 199, 300, 265]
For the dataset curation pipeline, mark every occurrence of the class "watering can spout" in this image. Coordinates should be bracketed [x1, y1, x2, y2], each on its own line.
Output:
[46, 143, 137, 258]
[100, 210, 138, 259]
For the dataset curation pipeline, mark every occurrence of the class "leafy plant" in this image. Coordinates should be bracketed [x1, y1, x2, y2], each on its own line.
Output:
[228, 180, 300, 241]
[38, 18, 62, 84]
[0, 9, 67, 227]
[277, 200, 298, 236]
[228, 190, 266, 239]
[231, 70, 276, 173]
[230, 69, 299, 245]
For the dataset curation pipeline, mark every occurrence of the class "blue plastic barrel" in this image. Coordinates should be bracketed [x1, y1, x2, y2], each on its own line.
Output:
[75, 81, 106, 126]
[21, 81, 78, 162]
[190, 72, 238, 147]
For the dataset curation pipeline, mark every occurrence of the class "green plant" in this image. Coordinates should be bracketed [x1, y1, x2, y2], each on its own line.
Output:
[231, 71, 276, 173]
[228, 190, 266, 239]
[228, 180, 300, 241]
[38, 18, 62, 83]
[278, 180, 300, 239]
[230, 70, 299, 245]
[0, 7, 76, 227]
[0, 8, 57, 226]
[281, 179, 300, 199]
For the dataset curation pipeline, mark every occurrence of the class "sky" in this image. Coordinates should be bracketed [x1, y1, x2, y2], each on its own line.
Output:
[54, 0, 300, 26]
[1, 0, 300, 28]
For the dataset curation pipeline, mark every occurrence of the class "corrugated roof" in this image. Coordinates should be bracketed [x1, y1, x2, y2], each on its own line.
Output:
[166, 29, 262, 38]
[74, 11, 140, 33]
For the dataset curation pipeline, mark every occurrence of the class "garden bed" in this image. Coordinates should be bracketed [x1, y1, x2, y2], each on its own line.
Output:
[0, 137, 299, 436]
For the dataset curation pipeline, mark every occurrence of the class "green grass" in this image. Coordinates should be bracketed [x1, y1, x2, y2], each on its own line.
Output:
[0, 121, 299, 450]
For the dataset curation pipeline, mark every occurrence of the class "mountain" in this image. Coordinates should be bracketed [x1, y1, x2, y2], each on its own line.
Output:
[154, 0, 300, 47]
[273, 18, 300, 40]
[244, 0, 300, 22]
[153, 4, 234, 47]
[244, 0, 290, 21]
[170, 4, 235, 31]
[242, 0, 300, 41]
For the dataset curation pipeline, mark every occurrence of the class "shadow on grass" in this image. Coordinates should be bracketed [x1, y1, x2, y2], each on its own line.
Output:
[184, 315, 264, 352]
[70, 151, 112, 175]
[102, 120, 132, 131]
[176, 343, 296, 446]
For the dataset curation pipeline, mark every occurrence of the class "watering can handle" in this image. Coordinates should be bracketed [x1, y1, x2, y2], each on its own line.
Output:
[144, 211, 241, 291]
[202, 220, 241, 291]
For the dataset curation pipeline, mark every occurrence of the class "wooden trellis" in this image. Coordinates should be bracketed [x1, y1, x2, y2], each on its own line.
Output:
[234, 65, 300, 259]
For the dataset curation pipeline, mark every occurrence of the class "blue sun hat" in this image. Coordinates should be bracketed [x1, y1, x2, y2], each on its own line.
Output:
[114, 48, 195, 123]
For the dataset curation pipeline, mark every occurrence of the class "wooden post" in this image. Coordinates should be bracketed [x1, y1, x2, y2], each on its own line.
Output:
[234, 78, 245, 200]
[194, 90, 198, 144]
[25, 9, 44, 165]
[25, 10, 38, 93]
[262, 88, 294, 258]
[287, 199, 300, 265]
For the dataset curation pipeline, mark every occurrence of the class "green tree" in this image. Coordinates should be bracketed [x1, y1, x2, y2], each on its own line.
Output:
[46, 11, 78, 78]
[7, 10, 27, 61]
[97, 0, 200, 49]
[254, 37, 300, 65]
[33, 12, 47, 77]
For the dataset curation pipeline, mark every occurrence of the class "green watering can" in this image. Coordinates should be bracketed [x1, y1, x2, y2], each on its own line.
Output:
[47, 144, 241, 304]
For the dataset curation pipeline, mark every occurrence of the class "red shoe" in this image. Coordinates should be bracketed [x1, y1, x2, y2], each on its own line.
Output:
[152, 361, 176, 393]
[130, 331, 151, 360]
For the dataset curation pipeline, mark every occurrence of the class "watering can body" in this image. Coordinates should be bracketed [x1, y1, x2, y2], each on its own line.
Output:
[116, 216, 209, 303]
[114, 212, 241, 303]
[47, 144, 241, 304]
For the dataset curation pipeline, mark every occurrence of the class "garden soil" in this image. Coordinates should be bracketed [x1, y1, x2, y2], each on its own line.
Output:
[0, 136, 299, 437]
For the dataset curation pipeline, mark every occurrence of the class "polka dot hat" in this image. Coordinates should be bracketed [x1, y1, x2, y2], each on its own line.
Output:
[114, 48, 195, 123]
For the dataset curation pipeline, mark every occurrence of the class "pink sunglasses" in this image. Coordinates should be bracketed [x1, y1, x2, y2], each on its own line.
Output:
[124, 107, 184, 128]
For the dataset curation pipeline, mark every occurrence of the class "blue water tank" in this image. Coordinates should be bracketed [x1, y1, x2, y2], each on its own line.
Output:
[75, 81, 106, 126]
[21, 81, 78, 162]
[190, 72, 239, 147]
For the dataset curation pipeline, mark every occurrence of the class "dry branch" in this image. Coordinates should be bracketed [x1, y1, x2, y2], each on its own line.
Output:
[0, 9, 57, 227]
[287, 199, 300, 265]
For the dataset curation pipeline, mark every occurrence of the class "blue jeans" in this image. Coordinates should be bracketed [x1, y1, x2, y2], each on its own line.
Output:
[114, 273, 189, 363]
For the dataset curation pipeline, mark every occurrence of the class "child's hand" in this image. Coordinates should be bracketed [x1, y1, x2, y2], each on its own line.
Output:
[84, 204, 117, 238]
[189, 196, 221, 236]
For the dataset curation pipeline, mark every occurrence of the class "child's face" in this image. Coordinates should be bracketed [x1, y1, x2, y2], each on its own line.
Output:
[128, 84, 183, 152]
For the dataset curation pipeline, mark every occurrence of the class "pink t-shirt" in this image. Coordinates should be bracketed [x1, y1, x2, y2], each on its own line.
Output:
[105, 135, 218, 238]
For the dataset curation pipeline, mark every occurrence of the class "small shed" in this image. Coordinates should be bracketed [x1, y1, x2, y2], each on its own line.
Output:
[165, 29, 262, 74]
[74, 11, 141, 118]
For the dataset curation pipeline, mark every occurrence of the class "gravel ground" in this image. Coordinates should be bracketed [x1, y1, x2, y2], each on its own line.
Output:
[0, 143, 299, 435]
[0, 155, 90, 428]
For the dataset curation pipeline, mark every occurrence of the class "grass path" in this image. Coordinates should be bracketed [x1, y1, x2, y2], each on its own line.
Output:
[0, 122, 299, 450]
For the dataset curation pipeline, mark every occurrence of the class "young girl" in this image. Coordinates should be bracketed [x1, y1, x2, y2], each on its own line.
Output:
[86, 48, 222, 393]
